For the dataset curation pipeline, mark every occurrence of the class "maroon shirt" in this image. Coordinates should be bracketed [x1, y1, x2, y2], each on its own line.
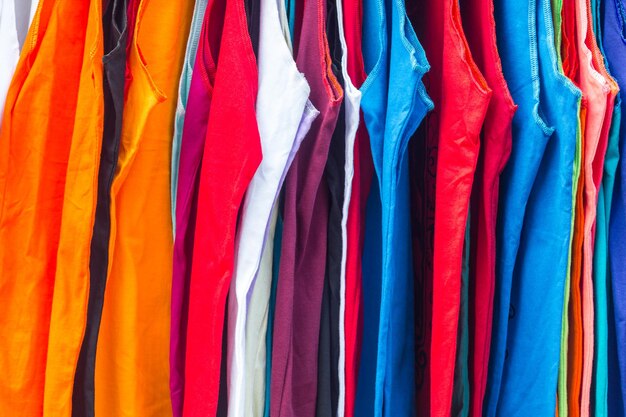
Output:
[270, 0, 343, 414]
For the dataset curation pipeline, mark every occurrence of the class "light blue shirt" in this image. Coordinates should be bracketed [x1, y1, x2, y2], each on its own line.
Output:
[356, 0, 432, 414]
[493, 0, 580, 415]
[171, 0, 209, 233]
[487, 0, 559, 413]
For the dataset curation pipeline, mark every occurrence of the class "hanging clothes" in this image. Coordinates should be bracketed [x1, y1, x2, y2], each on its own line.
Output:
[355, 0, 432, 414]
[224, 0, 312, 408]
[341, 0, 373, 410]
[451, 214, 471, 417]
[332, 0, 362, 410]
[316, 1, 346, 412]
[243, 105, 318, 417]
[6, 0, 626, 413]
[45, 1, 107, 416]
[553, 0, 584, 414]
[604, 0, 626, 413]
[495, 0, 581, 414]
[0, 0, 91, 414]
[254, 36, 320, 413]
[170, 0, 226, 414]
[559, 0, 617, 413]
[94, 0, 192, 415]
[13, 0, 39, 48]
[123, 0, 140, 96]
[460, 0, 516, 415]
[579, 0, 618, 413]
[338, 0, 374, 404]
[410, 0, 491, 415]
[590, 0, 621, 414]
[71, 1, 126, 417]
[170, 0, 209, 233]
[0, 0, 20, 122]
[12, 0, 29, 48]
[243, 11, 316, 417]
[268, 0, 344, 409]
[181, 0, 262, 411]
[265, 210, 285, 417]
[243, 4, 320, 406]
[486, 0, 556, 413]
[593, 103, 621, 417]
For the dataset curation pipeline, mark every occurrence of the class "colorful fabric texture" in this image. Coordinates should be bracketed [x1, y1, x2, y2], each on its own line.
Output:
[3, 0, 626, 415]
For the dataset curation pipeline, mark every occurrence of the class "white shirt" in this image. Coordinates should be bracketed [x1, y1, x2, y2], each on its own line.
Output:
[0, 0, 21, 125]
[334, 0, 362, 414]
[242, 101, 318, 417]
[225, 0, 314, 413]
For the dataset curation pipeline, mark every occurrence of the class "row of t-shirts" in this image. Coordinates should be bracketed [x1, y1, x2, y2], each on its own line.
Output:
[2, 0, 626, 416]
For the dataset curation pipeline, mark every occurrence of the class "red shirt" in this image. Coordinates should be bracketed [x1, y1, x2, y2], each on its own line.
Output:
[342, 0, 374, 414]
[410, 0, 491, 414]
[461, 1, 516, 416]
[182, 0, 262, 414]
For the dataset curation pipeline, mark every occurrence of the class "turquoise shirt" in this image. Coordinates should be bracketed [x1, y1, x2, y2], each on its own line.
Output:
[591, 1, 621, 414]
[171, 0, 209, 233]
[452, 213, 471, 417]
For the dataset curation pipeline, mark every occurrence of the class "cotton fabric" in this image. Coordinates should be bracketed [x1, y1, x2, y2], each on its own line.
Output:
[268, 0, 344, 410]
[182, 0, 262, 411]
[332, 0, 362, 409]
[244, 103, 318, 417]
[0, 0, 92, 414]
[341, 0, 373, 411]
[224, 0, 311, 409]
[577, 0, 618, 412]
[486, 0, 557, 412]
[170, 0, 209, 233]
[412, 0, 491, 414]
[94, 1, 193, 415]
[72, 1, 126, 415]
[460, 0, 516, 415]
[591, 2, 620, 413]
[495, 0, 581, 414]
[355, 0, 432, 414]
[170, 1, 226, 414]
[316, 5, 346, 413]
[604, 0, 626, 413]
[0, 0, 20, 123]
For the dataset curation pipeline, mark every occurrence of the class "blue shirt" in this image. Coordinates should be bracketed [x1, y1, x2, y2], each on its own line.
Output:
[356, 0, 432, 414]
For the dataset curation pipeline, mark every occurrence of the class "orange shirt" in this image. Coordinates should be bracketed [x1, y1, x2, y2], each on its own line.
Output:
[43, 0, 105, 415]
[0, 0, 91, 414]
[94, 0, 193, 416]
[569, 152, 585, 417]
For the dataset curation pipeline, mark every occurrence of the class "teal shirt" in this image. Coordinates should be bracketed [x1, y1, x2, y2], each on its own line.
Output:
[263, 213, 283, 417]
[590, 1, 621, 415]
[593, 101, 621, 417]
[452, 212, 471, 417]
[171, 0, 209, 233]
